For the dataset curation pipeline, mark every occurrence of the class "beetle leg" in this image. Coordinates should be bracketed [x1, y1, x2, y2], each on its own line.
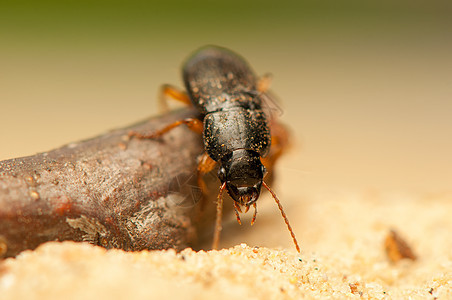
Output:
[196, 153, 217, 208]
[159, 84, 192, 113]
[257, 73, 273, 93]
[233, 202, 242, 225]
[261, 121, 290, 176]
[129, 118, 203, 139]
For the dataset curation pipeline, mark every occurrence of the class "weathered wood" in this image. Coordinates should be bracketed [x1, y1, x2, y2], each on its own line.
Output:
[0, 109, 214, 258]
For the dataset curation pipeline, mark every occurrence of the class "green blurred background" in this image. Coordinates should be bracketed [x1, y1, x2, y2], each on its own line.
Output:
[1, 0, 451, 194]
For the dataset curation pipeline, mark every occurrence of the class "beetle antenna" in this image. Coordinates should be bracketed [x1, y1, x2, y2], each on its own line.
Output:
[212, 182, 227, 250]
[262, 181, 300, 253]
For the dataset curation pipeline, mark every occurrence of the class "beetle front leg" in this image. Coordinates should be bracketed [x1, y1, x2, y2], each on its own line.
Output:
[261, 121, 290, 175]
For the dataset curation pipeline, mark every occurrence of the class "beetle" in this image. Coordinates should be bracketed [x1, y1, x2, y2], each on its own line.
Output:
[130, 46, 300, 252]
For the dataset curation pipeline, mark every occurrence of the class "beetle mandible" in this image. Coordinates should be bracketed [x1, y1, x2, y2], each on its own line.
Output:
[130, 46, 300, 252]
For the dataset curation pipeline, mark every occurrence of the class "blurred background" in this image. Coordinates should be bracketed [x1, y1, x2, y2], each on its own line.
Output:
[1, 0, 451, 197]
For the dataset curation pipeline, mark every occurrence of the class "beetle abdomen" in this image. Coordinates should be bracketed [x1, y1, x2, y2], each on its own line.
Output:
[183, 46, 258, 114]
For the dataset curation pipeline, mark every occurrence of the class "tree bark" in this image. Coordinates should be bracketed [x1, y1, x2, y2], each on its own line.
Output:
[0, 109, 217, 258]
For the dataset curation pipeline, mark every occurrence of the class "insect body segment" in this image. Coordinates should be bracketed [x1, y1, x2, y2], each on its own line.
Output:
[203, 109, 271, 161]
[183, 47, 259, 114]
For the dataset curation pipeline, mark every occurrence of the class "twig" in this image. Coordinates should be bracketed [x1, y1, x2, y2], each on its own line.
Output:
[0, 109, 215, 258]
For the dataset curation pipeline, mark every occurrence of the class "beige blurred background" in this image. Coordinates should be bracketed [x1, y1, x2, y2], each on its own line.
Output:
[1, 0, 451, 196]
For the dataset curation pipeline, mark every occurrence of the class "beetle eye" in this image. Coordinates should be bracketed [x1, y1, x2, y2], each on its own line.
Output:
[261, 165, 267, 176]
[218, 166, 226, 182]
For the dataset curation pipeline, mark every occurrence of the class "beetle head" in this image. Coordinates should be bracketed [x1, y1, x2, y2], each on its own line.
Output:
[218, 149, 266, 207]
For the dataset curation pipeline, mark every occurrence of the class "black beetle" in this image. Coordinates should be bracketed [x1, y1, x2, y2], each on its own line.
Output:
[131, 46, 300, 252]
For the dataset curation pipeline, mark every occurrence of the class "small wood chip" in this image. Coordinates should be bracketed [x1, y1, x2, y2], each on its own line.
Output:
[384, 229, 417, 263]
